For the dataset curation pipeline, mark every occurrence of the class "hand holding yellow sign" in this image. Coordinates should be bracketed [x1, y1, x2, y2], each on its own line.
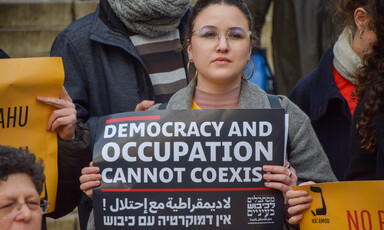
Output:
[292, 181, 384, 230]
[0, 57, 64, 213]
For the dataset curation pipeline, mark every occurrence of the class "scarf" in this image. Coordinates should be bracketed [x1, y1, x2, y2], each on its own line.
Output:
[333, 27, 363, 84]
[107, 0, 191, 38]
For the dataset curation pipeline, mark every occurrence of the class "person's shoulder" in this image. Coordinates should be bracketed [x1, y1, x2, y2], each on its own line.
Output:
[278, 95, 309, 118]
[169, 86, 189, 102]
[57, 12, 96, 40]
[292, 47, 334, 91]
[290, 68, 320, 98]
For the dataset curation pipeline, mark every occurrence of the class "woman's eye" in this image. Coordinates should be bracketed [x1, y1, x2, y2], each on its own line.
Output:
[0, 203, 14, 210]
[27, 201, 40, 209]
[201, 31, 218, 39]
[228, 32, 245, 39]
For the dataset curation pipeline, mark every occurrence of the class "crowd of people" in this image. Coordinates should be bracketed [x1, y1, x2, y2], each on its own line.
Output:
[1, 0, 383, 229]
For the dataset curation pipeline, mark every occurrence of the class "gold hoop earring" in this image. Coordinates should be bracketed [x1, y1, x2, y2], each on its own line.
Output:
[242, 60, 254, 80]
[187, 60, 198, 79]
[360, 30, 364, 39]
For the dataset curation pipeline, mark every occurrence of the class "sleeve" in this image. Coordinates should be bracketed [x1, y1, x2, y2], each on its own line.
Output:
[288, 74, 312, 116]
[50, 31, 101, 144]
[281, 97, 338, 184]
[45, 122, 92, 219]
[50, 33, 93, 128]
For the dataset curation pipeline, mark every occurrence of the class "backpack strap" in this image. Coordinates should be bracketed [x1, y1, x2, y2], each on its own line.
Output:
[267, 94, 282, 109]
[158, 103, 168, 110]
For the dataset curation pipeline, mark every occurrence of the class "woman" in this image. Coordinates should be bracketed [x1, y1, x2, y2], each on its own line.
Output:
[0, 145, 46, 230]
[287, 0, 383, 224]
[345, 0, 384, 180]
[289, 0, 379, 181]
[80, 0, 337, 228]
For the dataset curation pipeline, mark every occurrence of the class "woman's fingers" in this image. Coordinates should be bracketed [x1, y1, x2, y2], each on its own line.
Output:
[298, 181, 316, 186]
[80, 180, 100, 199]
[288, 213, 304, 225]
[286, 189, 312, 225]
[81, 164, 100, 175]
[264, 181, 292, 193]
[263, 163, 298, 187]
[135, 100, 155, 111]
[80, 164, 101, 199]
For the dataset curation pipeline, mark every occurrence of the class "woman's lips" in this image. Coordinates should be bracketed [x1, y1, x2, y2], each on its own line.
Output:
[213, 57, 231, 64]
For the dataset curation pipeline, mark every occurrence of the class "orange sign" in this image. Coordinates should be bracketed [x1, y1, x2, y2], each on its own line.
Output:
[293, 181, 384, 230]
[0, 57, 64, 212]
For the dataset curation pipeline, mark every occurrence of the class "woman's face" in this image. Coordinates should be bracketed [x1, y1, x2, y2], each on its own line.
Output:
[0, 173, 42, 230]
[353, 8, 378, 58]
[355, 28, 378, 58]
[188, 4, 252, 92]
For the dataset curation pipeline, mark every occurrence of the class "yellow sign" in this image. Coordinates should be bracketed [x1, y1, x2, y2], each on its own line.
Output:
[0, 57, 64, 213]
[293, 181, 384, 230]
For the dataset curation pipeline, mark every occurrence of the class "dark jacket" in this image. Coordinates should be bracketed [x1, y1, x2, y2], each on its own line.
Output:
[45, 122, 91, 219]
[50, 2, 191, 229]
[345, 97, 384, 180]
[50, 1, 190, 143]
[289, 47, 351, 181]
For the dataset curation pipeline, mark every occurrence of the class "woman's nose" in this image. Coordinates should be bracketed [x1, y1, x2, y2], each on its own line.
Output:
[14, 203, 33, 222]
[216, 34, 229, 52]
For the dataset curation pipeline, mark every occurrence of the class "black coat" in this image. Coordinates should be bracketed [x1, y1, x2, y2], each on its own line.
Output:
[289, 47, 352, 181]
[346, 96, 384, 180]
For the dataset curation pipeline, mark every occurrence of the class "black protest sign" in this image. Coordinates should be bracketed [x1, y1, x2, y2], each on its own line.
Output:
[93, 109, 286, 229]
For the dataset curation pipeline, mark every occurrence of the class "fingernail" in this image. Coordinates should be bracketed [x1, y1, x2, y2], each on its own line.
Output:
[263, 166, 267, 170]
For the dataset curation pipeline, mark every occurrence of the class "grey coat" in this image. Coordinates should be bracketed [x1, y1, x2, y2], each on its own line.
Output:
[152, 78, 337, 184]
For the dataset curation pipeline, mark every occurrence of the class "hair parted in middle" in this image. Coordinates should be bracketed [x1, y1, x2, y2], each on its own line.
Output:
[184, 0, 257, 48]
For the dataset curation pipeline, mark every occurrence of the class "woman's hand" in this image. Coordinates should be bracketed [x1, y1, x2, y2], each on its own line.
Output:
[79, 162, 101, 199]
[37, 87, 76, 140]
[135, 100, 155, 111]
[286, 181, 315, 225]
[263, 160, 298, 195]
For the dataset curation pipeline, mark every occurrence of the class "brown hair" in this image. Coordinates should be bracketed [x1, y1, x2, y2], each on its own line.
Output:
[0, 145, 45, 195]
[342, 0, 384, 152]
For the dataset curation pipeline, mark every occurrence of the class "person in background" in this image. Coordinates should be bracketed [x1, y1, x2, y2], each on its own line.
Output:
[287, 0, 383, 225]
[37, 87, 91, 228]
[0, 48, 91, 228]
[50, 0, 192, 228]
[80, 0, 337, 229]
[345, 0, 384, 180]
[0, 145, 47, 230]
[244, 0, 341, 95]
[289, 0, 379, 181]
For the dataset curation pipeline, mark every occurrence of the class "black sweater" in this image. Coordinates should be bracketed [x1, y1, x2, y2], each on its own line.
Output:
[345, 96, 384, 180]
